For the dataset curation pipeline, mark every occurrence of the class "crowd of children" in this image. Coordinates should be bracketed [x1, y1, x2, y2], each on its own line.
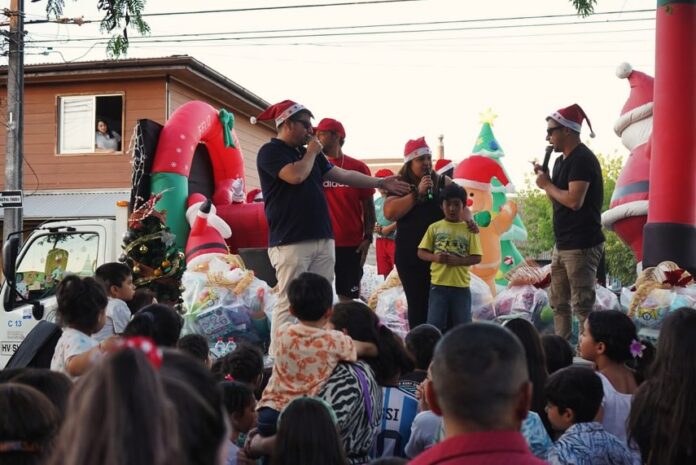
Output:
[1, 259, 695, 465]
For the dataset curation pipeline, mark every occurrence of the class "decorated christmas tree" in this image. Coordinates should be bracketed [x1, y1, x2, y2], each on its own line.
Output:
[121, 193, 186, 304]
[471, 109, 528, 285]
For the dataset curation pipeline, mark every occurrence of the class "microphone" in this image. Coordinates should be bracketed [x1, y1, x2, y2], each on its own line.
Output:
[542, 145, 553, 173]
[425, 167, 433, 200]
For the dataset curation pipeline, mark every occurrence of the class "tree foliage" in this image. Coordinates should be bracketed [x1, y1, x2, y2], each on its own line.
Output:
[41, 0, 150, 57]
[570, 0, 597, 17]
[516, 151, 637, 286]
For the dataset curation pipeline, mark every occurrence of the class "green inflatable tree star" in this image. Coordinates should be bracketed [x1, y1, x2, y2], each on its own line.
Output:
[471, 109, 528, 286]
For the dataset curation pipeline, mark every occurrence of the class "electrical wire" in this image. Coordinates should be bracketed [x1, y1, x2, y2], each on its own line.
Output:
[23, 15, 655, 45]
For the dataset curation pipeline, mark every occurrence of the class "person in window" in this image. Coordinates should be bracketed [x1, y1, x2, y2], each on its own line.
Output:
[95, 119, 121, 152]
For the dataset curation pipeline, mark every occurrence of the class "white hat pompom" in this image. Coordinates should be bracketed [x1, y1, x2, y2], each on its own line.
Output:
[616, 62, 633, 79]
[250, 116, 257, 125]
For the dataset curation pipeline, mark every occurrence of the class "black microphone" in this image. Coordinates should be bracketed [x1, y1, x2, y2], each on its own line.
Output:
[425, 167, 433, 200]
[542, 145, 553, 173]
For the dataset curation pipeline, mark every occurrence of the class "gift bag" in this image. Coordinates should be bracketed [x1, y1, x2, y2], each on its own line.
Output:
[374, 286, 410, 339]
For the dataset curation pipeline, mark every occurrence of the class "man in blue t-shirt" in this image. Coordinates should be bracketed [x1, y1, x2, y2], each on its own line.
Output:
[253, 100, 409, 354]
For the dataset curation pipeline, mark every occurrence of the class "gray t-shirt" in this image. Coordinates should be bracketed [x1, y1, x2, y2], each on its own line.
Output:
[95, 131, 121, 150]
[93, 298, 131, 342]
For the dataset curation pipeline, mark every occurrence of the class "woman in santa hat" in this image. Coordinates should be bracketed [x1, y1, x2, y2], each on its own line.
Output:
[384, 138, 476, 329]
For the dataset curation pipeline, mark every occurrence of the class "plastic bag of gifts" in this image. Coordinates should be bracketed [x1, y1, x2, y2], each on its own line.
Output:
[368, 268, 409, 339]
[620, 261, 696, 332]
[493, 262, 551, 327]
[470, 273, 495, 321]
[360, 264, 384, 302]
[594, 284, 620, 311]
[181, 254, 276, 346]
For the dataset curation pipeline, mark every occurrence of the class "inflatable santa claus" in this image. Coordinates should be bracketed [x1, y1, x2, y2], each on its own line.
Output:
[601, 63, 653, 263]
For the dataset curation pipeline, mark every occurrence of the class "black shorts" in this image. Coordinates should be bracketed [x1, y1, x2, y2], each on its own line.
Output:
[335, 245, 364, 299]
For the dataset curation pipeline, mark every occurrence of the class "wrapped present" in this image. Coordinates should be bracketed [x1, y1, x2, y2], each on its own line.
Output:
[374, 286, 410, 339]
[494, 285, 548, 321]
[368, 267, 402, 310]
[360, 264, 385, 302]
[506, 261, 552, 288]
[180, 253, 276, 344]
[594, 285, 621, 312]
[492, 261, 552, 328]
[624, 261, 696, 331]
[471, 273, 495, 321]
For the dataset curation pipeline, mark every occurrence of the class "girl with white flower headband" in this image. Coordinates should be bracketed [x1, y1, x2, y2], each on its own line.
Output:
[579, 310, 646, 447]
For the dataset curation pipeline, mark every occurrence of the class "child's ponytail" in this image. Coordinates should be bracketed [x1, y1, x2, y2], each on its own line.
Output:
[55, 275, 108, 333]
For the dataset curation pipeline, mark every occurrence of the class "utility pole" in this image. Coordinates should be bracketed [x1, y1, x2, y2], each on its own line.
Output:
[3, 0, 24, 243]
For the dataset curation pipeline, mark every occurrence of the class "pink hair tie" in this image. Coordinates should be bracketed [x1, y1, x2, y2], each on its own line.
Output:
[224, 374, 235, 381]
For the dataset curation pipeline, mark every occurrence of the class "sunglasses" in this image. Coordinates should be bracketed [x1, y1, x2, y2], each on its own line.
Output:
[293, 119, 312, 130]
[547, 126, 563, 136]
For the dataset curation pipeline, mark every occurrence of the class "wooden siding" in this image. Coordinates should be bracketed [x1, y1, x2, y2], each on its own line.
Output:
[168, 79, 274, 190]
[0, 78, 166, 190]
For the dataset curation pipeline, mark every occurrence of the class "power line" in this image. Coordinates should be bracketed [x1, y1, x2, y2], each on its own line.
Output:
[24, 8, 655, 42]
[3, 0, 429, 26]
[141, 0, 428, 17]
[24, 16, 654, 45]
[21, 26, 656, 53]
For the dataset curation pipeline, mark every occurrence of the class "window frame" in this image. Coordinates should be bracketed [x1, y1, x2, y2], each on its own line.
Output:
[56, 92, 125, 156]
[9, 230, 101, 308]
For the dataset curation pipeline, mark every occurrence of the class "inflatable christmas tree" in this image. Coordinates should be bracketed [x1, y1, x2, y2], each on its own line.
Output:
[470, 109, 528, 285]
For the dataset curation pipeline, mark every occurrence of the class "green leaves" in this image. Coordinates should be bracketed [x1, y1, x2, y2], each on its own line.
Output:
[517, 151, 637, 285]
[41, 0, 151, 57]
[570, 0, 597, 17]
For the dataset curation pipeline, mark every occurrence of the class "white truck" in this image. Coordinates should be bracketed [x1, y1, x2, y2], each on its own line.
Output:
[0, 203, 129, 368]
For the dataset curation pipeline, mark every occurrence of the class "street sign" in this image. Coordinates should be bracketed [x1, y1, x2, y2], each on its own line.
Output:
[0, 191, 23, 209]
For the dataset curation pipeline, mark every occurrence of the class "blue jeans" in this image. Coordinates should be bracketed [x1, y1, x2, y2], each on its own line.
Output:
[427, 284, 472, 333]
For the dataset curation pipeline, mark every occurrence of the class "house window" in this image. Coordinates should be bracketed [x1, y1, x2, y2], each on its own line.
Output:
[58, 94, 123, 154]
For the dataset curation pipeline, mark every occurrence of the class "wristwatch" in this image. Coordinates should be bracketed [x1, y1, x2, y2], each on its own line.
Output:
[376, 178, 384, 189]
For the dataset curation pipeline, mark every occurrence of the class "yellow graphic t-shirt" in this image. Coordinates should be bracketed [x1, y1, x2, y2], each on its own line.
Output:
[418, 219, 483, 288]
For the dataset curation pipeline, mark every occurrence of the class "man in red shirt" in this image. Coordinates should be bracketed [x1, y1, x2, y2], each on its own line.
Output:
[316, 118, 375, 301]
[411, 323, 546, 465]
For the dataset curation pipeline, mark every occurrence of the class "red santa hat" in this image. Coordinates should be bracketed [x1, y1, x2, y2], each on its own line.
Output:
[186, 193, 232, 239]
[548, 103, 596, 138]
[250, 100, 312, 127]
[246, 188, 263, 203]
[614, 62, 654, 137]
[434, 158, 455, 175]
[453, 155, 514, 192]
[185, 197, 231, 264]
[403, 137, 431, 163]
[374, 168, 394, 178]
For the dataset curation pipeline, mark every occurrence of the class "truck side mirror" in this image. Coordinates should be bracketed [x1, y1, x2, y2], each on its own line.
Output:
[3, 236, 20, 285]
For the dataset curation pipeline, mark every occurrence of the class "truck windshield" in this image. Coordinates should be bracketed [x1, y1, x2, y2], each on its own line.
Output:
[13, 232, 99, 302]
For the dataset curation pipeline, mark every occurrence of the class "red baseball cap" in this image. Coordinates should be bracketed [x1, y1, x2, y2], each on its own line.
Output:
[375, 169, 394, 178]
[314, 118, 346, 139]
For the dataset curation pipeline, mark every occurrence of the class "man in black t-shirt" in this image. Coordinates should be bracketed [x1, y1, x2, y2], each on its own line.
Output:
[252, 100, 409, 354]
[534, 104, 604, 341]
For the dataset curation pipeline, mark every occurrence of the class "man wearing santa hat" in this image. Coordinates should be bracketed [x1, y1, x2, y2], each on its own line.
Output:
[253, 100, 409, 352]
[534, 103, 605, 341]
[315, 118, 376, 302]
